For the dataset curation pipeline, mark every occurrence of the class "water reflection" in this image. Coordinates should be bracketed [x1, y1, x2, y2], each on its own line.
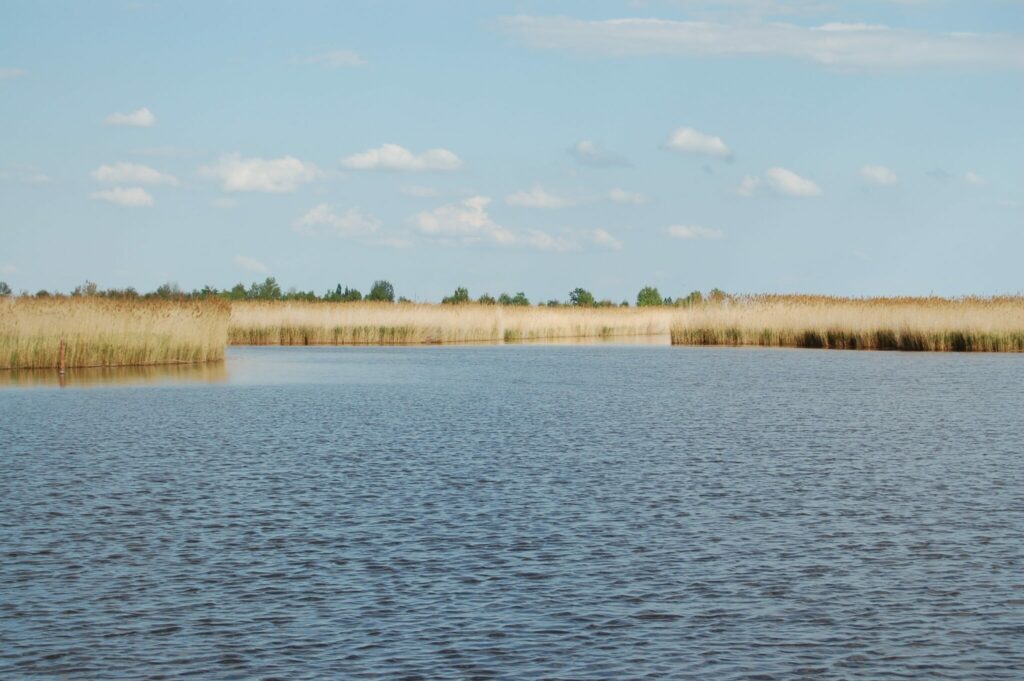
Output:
[1, 361, 227, 389]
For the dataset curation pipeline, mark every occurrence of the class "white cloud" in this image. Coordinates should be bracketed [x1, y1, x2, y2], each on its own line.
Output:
[401, 185, 440, 198]
[965, 171, 986, 186]
[301, 49, 365, 68]
[569, 139, 629, 167]
[91, 162, 179, 186]
[667, 224, 725, 240]
[608, 187, 649, 204]
[0, 263, 17, 275]
[590, 228, 623, 249]
[502, 16, 1024, 70]
[342, 144, 462, 172]
[1, 165, 52, 184]
[293, 203, 381, 237]
[234, 255, 268, 273]
[199, 153, 319, 193]
[0, 67, 27, 80]
[104, 107, 157, 127]
[737, 175, 761, 197]
[505, 185, 573, 208]
[90, 186, 154, 207]
[414, 195, 578, 251]
[415, 196, 513, 241]
[765, 167, 822, 196]
[861, 164, 898, 185]
[666, 127, 732, 159]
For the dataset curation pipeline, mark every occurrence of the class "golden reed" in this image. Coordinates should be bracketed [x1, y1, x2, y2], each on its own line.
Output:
[669, 295, 1024, 352]
[1, 297, 229, 370]
[228, 301, 672, 344]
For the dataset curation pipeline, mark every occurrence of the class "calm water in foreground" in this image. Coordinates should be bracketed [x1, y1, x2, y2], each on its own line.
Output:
[2, 345, 1022, 679]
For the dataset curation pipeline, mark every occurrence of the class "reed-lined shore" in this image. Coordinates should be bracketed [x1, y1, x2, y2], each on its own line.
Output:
[4, 295, 1024, 369]
[0, 297, 229, 370]
[228, 301, 672, 345]
[670, 295, 1024, 352]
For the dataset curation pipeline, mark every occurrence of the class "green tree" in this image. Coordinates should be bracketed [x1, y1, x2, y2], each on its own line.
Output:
[477, 293, 496, 305]
[154, 282, 182, 300]
[510, 292, 530, 306]
[636, 286, 663, 307]
[708, 288, 729, 304]
[248, 277, 282, 300]
[366, 280, 395, 302]
[442, 286, 470, 304]
[225, 283, 248, 300]
[0, 281, 11, 296]
[569, 287, 595, 307]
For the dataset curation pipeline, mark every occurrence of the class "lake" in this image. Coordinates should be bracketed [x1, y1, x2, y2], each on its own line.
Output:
[2, 345, 1022, 679]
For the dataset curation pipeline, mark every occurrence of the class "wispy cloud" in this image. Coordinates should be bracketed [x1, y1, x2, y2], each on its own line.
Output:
[293, 204, 381, 237]
[401, 185, 441, 198]
[739, 167, 822, 197]
[0, 67, 27, 80]
[91, 162, 179, 186]
[667, 224, 725, 240]
[568, 139, 629, 167]
[342, 144, 462, 171]
[90, 186, 154, 206]
[608, 187, 649, 204]
[965, 171, 986, 186]
[502, 16, 1024, 70]
[861, 164, 898, 185]
[666, 127, 732, 159]
[505, 186, 573, 208]
[0, 263, 18, 275]
[234, 255, 268, 273]
[413, 195, 604, 252]
[104, 107, 157, 127]
[200, 153, 319, 193]
[301, 49, 365, 68]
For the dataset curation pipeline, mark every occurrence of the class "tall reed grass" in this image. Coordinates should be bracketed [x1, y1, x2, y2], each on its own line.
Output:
[228, 301, 675, 345]
[1, 297, 230, 369]
[669, 295, 1024, 352]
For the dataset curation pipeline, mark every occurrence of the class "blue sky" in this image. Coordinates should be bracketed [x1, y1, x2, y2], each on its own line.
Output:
[1, 0, 1022, 301]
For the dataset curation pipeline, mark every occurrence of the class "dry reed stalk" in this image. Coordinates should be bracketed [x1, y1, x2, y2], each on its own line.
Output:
[0, 297, 230, 369]
[669, 296, 1024, 352]
[228, 301, 676, 345]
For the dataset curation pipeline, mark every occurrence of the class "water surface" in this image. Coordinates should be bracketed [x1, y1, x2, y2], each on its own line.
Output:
[2, 346, 1022, 679]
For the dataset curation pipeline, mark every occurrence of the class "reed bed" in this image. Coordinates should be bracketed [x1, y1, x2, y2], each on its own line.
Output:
[1, 297, 230, 369]
[670, 296, 1024, 352]
[228, 301, 676, 345]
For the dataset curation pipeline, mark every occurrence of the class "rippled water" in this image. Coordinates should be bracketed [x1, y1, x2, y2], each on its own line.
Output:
[2, 346, 1022, 679]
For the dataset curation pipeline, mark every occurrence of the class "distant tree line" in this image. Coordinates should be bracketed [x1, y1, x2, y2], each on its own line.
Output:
[0, 278, 730, 307]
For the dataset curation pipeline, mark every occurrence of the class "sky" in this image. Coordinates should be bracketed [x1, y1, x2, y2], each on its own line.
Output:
[1, 0, 1022, 302]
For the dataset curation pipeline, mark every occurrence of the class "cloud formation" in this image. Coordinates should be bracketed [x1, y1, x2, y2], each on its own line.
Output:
[608, 187, 649, 204]
[965, 171, 986, 186]
[502, 16, 1024, 70]
[104, 107, 157, 127]
[200, 153, 319, 192]
[667, 224, 725, 240]
[861, 164, 898, 185]
[234, 255, 268, 273]
[413, 196, 616, 251]
[293, 204, 381, 237]
[301, 49, 365, 68]
[0, 67, 26, 80]
[505, 186, 573, 208]
[91, 162, 179, 186]
[342, 144, 462, 171]
[739, 167, 822, 196]
[666, 127, 732, 159]
[568, 139, 629, 167]
[90, 186, 154, 206]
